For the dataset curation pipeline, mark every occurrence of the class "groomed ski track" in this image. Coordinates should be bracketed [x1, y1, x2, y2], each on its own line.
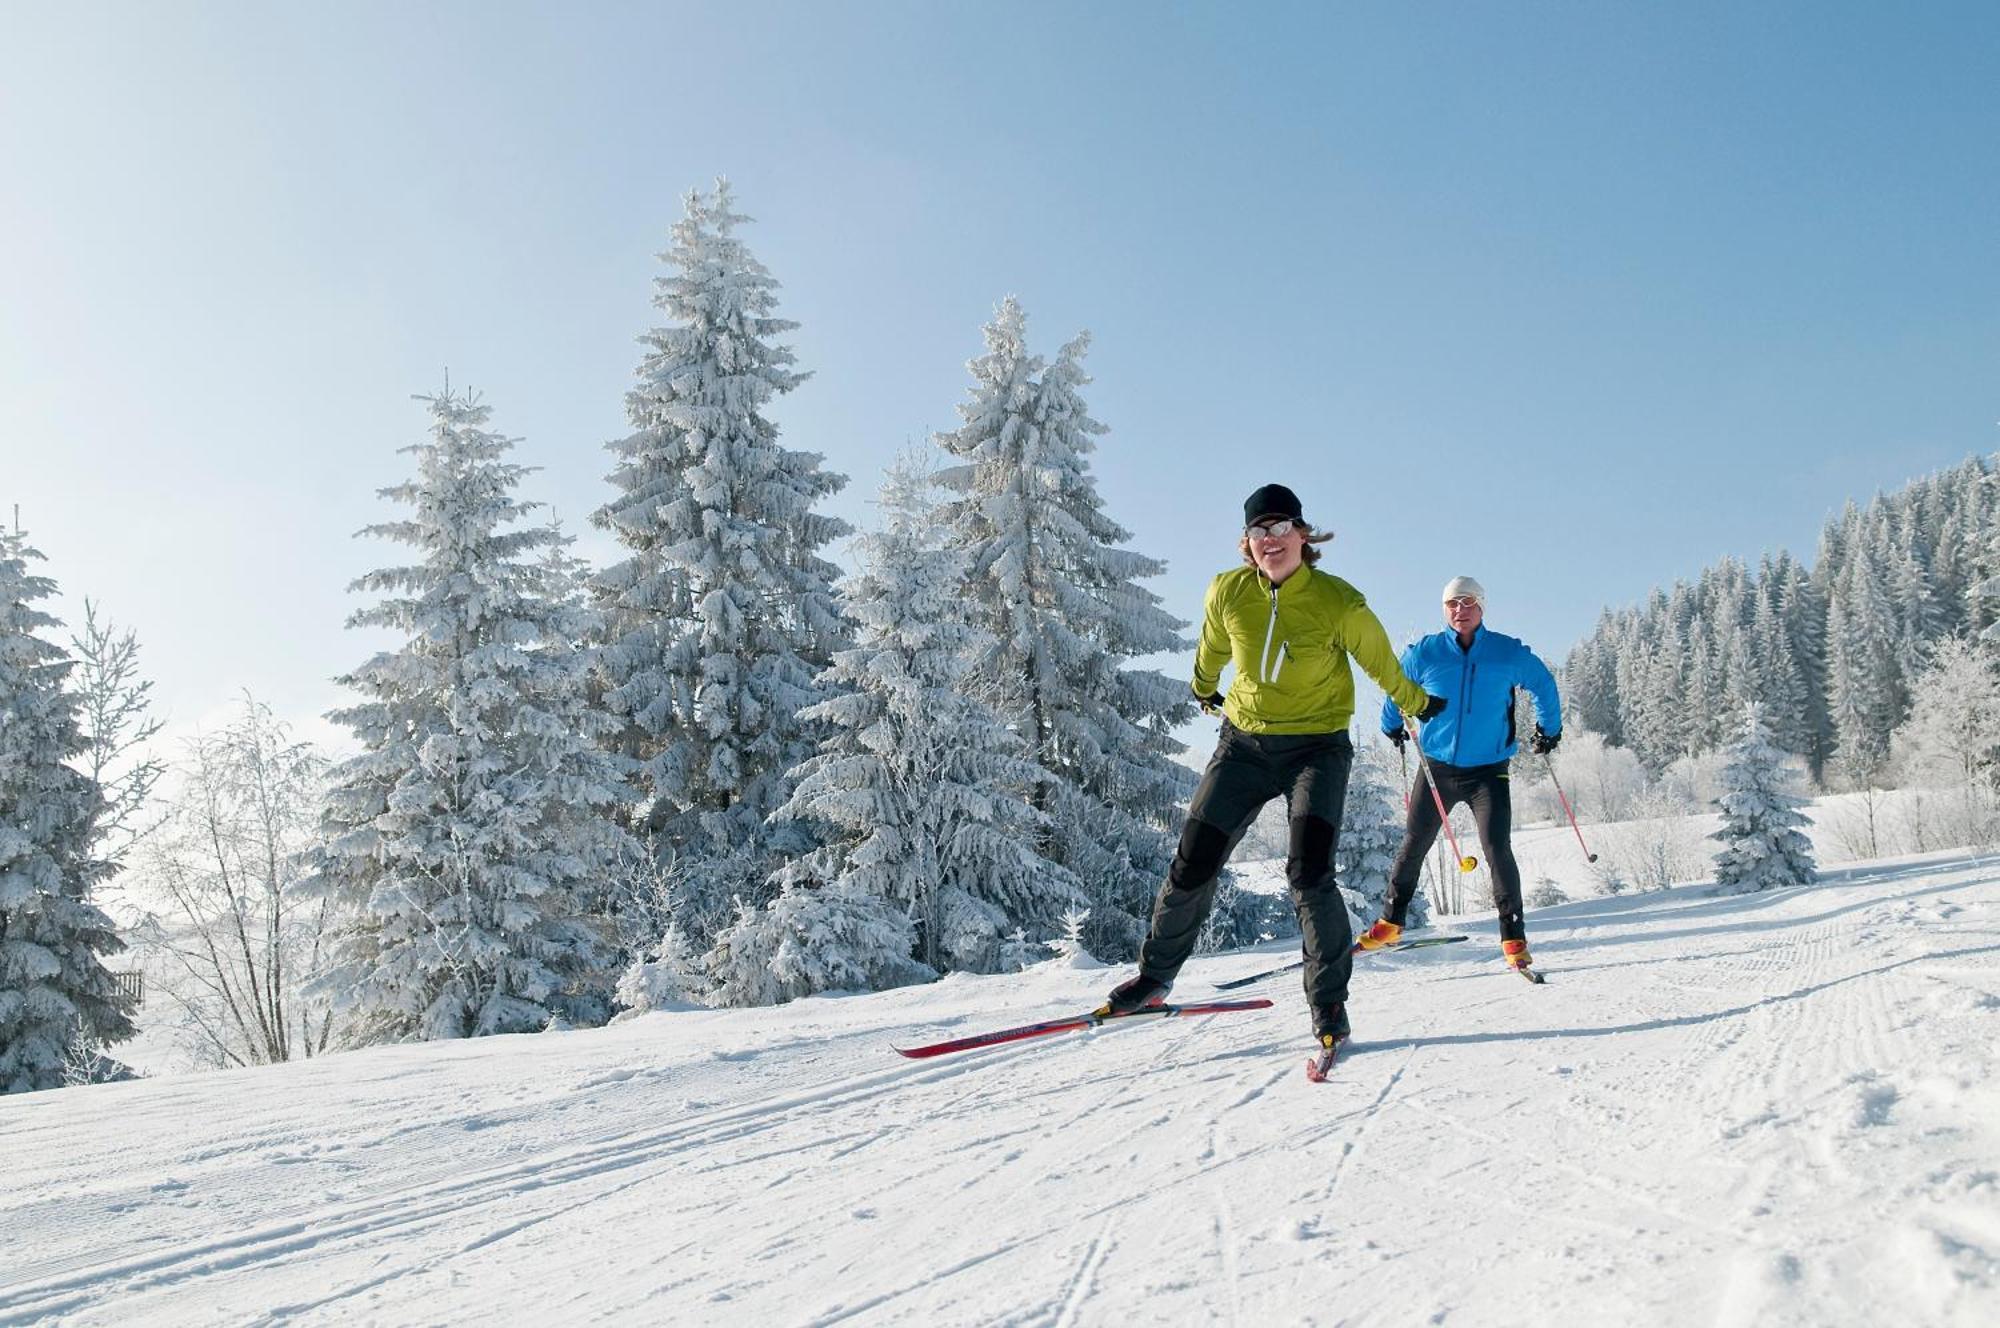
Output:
[3, 853, 1997, 1326]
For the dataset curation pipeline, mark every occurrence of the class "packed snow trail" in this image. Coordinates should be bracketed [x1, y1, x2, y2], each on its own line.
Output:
[3, 854, 1998, 1326]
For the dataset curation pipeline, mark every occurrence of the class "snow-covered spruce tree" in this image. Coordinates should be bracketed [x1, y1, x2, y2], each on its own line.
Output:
[712, 457, 1082, 1003]
[591, 180, 850, 952]
[0, 529, 133, 1092]
[1711, 703, 1818, 895]
[1825, 548, 1907, 787]
[308, 391, 636, 1042]
[933, 300, 1194, 960]
[1338, 737, 1432, 931]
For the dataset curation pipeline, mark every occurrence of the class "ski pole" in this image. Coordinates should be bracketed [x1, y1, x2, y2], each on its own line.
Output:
[1406, 713, 1478, 873]
[1541, 751, 1598, 863]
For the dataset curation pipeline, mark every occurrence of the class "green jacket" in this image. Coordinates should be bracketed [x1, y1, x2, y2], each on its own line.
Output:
[1192, 564, 1428, 735]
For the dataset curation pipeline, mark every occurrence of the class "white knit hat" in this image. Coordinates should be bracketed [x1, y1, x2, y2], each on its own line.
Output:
[1441, 575, 1486, 604]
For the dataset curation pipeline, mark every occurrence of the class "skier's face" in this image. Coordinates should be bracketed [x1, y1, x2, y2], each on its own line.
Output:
[1246, 517, 1305, 582]
[1444, 594, 1484, 635]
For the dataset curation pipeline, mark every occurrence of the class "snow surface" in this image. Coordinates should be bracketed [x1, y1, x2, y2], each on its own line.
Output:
[5, 853, 1999, 1326]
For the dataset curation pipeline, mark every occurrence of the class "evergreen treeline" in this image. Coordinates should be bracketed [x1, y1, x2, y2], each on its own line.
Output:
[1562, 455, 1999, 787]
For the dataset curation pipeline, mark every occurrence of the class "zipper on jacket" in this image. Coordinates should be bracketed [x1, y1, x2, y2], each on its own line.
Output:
[1272, 642, 1289, 682]
[1259, 584, 1280, 682]
[1454, 660, 1474, 764]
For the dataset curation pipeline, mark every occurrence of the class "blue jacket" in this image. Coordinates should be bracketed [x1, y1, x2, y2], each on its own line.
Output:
[1379, 625, 1562, 767]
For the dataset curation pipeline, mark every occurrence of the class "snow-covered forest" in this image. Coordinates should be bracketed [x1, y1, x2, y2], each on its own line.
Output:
[5, 180, 2000, 1096]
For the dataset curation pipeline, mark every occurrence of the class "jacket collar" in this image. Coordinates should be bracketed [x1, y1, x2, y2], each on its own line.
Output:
[1259, 564, 1313, 596]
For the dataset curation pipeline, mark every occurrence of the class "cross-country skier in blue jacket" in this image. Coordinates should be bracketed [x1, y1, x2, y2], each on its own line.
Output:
[1363, 576, 1562, 972]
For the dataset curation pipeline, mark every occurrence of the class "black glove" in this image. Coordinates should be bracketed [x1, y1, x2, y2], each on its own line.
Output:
[1197, 691, 1225, 717]
[1417, 694, 1448, 722]
[1530, 725, 1560, 755]
[1383, 726, 1408, 751]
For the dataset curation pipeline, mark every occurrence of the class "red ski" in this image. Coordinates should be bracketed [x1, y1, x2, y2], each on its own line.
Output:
[892, 998, 1273, 1059]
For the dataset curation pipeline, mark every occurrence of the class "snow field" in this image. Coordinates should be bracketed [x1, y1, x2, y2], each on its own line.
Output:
[3, 853, 1998, 1326]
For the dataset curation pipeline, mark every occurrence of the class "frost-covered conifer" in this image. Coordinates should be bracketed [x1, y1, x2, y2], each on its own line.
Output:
[309, 391, 636, 1042]
[1748, 579, 1809, 756]
[0, 530, 133, 1092]
[724, 457, 1081, 1002]
[934, 300, 1194, 958]
[1711, 704, 1818, 894]
[1826, 550, 1906, 785]
[592, 180, 850, 946]
[1339, 739, 1432, 931]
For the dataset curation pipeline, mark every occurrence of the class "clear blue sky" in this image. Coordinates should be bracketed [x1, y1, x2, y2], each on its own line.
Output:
[4, 1, 1996, 754]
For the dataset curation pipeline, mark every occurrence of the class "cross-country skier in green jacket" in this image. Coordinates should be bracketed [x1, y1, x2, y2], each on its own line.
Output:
[1098, 483, 1444, 1060]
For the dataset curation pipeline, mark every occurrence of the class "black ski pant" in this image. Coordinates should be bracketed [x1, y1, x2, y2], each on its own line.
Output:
[1384, 760, 1526, 943]
[1137, 724, 1354, 1009]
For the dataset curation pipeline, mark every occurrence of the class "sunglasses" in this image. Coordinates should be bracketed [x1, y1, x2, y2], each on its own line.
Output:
[1444, 596, 1482, 610]
[1246, 519, 1300, 539]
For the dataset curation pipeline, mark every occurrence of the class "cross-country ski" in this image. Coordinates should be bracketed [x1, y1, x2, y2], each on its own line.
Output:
[891, 997, 1273, 1059]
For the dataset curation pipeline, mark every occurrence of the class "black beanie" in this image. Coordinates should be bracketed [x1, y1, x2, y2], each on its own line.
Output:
[1243, 483, 1304, 526]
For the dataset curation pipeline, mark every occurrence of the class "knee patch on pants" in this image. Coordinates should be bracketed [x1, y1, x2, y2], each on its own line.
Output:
[1170, 818, 1233, 889]
[1288, 816, 1337, 890]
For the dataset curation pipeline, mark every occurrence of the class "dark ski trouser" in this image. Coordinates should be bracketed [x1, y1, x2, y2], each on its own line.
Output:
[1385, 760, 1526, 943]
[1138, 724, 1355, 1008]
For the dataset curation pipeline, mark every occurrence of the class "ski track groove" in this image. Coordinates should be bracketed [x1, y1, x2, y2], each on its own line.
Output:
[1047, 1214, 1116, 1328]
[785, 1010, 1405, 1324]
[1213, 1183, 1242, 1327]
[0, 1045, 1072, 1322]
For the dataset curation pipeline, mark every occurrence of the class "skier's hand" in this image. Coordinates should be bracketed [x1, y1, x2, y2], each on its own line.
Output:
[1417, 694, 1448, 722]
[1198, 691, 1225, 717]
[1530, 725, 1560, 755]
[1383, 726, 1408, 751]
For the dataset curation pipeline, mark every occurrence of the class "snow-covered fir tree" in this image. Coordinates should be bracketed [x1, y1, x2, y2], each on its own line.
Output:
[591, 179, 850, 949]
[0, 529, 133, 1092]
[308, 391, 636, 1043]
[1339, 738, 1432, 930]
[1710, 703, 1818, 895]
[1977, 458, 2000, 643]
[933, 300, 1194, 959]
[713, 457, 1083, 1003]
[1825, 549, 1906, 786]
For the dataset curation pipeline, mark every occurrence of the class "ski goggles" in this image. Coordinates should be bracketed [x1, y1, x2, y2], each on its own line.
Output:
[1444, 595, 1483, 609]
[1245, 518, 1300, 539]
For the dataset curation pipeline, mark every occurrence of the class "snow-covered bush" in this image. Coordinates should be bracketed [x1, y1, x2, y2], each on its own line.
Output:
[706, 883, 931, 1006]
[613, 922, 706, 1018]
[1526, 876, 1569, 909]
[1045, 906, 1102, 968]
[1889, 636, 2000, 847]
